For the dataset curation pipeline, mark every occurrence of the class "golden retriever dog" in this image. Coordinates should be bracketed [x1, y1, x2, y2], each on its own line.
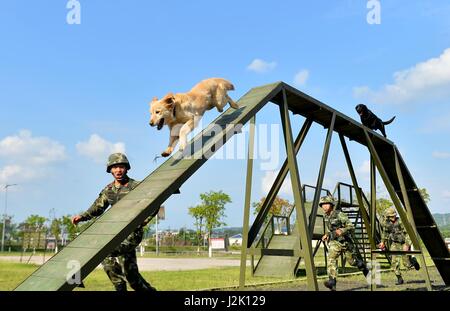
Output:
[149, 78, 238, 157]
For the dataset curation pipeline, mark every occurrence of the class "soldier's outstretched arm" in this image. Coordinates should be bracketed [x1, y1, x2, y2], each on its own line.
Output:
[79, 190, 110, 221]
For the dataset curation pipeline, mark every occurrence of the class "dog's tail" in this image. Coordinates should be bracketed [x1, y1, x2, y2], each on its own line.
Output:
[217, 78, 235, 91]
[383, 116, 396, 125]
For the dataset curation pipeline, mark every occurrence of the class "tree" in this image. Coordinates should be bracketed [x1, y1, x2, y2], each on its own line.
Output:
[376, 197, 393, 217]
[25, 215, 48, 231]
[372, 188, 430, 218]
[201, 191, 230, 240]
[60, 215, 79, 242]
[419, 188, 431, 204]
[23, 215, 48, 251]
[189, 191, 231, 256]
[253, 196, 293, 217]
[189, 204, 208, 252]
[50, 218, 62, 251]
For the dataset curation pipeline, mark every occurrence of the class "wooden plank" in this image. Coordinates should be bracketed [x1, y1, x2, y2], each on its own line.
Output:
[15, 275, 69, 291]
[66, 233, 116, 249]
[82, 221, 129, 235]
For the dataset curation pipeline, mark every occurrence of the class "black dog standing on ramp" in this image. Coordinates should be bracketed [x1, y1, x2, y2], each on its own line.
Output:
[355, 104, 396, 138]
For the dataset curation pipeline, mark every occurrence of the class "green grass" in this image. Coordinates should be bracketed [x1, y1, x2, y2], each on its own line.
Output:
[0, 262, 39, 291]
[0, 261, 289, 291]
[0, 247, 444, 291]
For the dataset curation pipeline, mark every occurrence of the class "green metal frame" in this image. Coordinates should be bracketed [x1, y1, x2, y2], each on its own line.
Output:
[247, 119, 313, 247]
[239, 116, 256, 289]
[309, 113, 336, 236]
[393, 147, 432, 290]
[339, 134, 375, 249]
[364, 130, 432, 291]
[279, 89, 318, 290]
[16, 81, 447, 291]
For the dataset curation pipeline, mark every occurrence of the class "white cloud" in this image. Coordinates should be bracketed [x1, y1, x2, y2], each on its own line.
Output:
[432, 151, 450, 159]
[0, 165, 38, 185]
[76, 134, 126, 163]
[353, 48, 450, 104]
[261, 171, 292, 196]
[0, 130, 66, 185]
[293, 69, 309, 87]
[0, 130, 66, 164]
[246, 59, 277, 73]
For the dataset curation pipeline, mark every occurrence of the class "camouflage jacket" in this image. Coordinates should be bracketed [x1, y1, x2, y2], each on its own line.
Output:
[381, 218, 407, 244]
[80, 176, 140, 221]
[324, 209, 355, 242]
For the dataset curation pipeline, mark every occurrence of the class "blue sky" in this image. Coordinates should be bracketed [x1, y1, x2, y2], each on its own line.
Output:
[1, 0, 450, 230]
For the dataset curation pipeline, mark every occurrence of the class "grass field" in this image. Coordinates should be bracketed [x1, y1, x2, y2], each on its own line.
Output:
[1, 260, 446, 291]
[0, 261, 291, 291]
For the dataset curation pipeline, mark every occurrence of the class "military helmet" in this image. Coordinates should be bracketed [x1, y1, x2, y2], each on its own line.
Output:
[106, 153, 131, 173]
[319, 195, 336, 207]
[384, 207, 397, 218]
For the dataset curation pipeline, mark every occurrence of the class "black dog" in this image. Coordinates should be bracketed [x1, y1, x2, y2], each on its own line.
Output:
[355, 104, 395, 138]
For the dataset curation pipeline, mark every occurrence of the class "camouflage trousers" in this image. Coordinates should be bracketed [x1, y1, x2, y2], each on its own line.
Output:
[327, 240, 361, 279]
[390, 242, 413, 276]
[102, 228, 154, 291]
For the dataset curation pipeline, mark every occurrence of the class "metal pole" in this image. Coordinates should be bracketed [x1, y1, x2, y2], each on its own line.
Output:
[239, 115, 255, 289]
[370, 157, 377, 245]
[1, 184, 18, 253]
[279, 88, 318, 290]
[309, 113, 336, 236]
[155, 214, 159, 256]
[394, 148, 432, 291]
[339, 134, 375, 249]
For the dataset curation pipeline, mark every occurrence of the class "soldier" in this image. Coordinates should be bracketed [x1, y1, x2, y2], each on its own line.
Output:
[72, 153, 156, 291]
[320, 195, 369, 291]
[378, 207, 420, 285]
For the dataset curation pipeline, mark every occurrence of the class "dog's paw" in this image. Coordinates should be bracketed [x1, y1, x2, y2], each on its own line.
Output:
[161, 147, 173, 157]
[230, 102, 239, 109]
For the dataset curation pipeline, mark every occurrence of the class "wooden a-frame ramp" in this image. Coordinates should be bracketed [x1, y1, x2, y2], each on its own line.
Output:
[15, 82, 449, 291]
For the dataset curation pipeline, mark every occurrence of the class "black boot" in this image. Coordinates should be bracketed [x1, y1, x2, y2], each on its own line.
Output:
[324, 277, 336, 291]
[357, 259, 369, 277]
[130, 280, 157, 292]
[395, 275, 404, 285]
[410, 257, 420, 270]
[362, 266, 369, 277]
[114, 283, 128, 291]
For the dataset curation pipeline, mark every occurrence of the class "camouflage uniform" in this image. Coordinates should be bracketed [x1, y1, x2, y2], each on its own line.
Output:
[79, 155, 155, 291]
[381, 217, 414, 277]
[320, 196, 368, 291]
[324, 209, 365, 278]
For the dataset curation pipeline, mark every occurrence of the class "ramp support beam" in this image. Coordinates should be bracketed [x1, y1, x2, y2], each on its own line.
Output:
[279, 88, 318, 291]
[239, 116, 256, 289]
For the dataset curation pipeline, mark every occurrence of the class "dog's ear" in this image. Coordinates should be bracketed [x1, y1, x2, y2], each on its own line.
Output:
[150, 97, 158, 106]
[163, 93, 176, 108]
